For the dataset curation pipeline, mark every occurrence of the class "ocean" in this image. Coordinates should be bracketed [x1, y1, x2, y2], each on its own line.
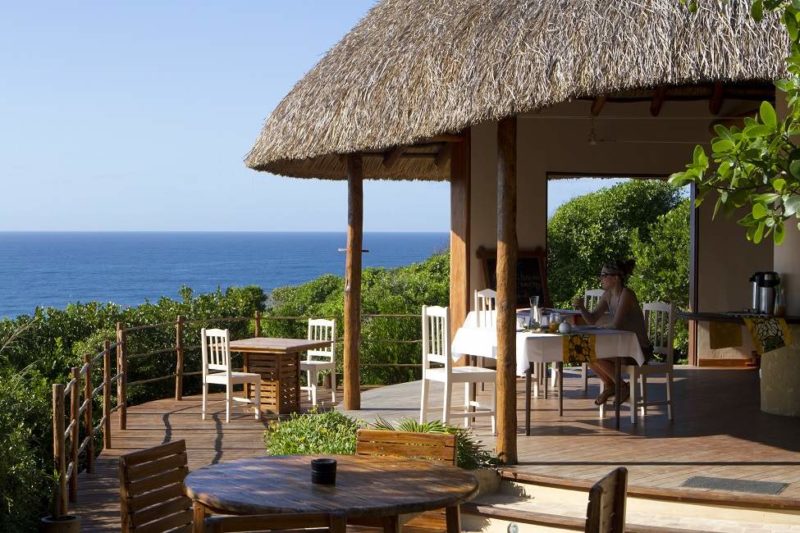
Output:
[0, 232, 449, 319]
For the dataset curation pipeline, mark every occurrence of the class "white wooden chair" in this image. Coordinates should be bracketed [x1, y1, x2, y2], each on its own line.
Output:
[599, 302, 676, 424]
[628, 301, 676, 422]
[201, 328, 261, 423]
[419, 305, 496, 435]
[300, 318, 336, 406]
[474, 288, 497, 327]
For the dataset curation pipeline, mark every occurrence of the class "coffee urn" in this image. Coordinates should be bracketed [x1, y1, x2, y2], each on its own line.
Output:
[750, 272, 763, 312]
[759, 272, 780, 315]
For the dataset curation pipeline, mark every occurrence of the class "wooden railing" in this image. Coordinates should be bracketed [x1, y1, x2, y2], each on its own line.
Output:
[49, 311, 422, 517]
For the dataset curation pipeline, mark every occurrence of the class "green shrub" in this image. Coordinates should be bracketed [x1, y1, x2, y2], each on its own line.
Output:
[264, 410, 363, 456]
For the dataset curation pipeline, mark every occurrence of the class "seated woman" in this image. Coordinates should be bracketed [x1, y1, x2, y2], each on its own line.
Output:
[572, 259, 652, 406]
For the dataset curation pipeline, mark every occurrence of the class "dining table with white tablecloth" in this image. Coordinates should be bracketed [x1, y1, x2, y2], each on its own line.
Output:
[451, 310, 645, 432]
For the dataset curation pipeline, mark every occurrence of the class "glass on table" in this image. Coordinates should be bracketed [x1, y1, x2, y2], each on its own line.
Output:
[529, 296, 540, 326]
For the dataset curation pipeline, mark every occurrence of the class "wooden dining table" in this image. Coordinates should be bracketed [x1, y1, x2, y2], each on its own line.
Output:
[184, 454, 478, 533]
[230, 337, 332, 415]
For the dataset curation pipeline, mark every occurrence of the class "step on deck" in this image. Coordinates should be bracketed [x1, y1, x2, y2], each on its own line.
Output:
[460, 471, 800, 533]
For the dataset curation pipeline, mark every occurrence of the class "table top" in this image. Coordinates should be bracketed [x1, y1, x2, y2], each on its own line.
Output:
[229, 337, 331, 354]
[184, 454, 477, 518]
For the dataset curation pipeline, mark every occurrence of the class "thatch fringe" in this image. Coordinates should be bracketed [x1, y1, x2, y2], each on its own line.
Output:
[246, 0, 787, 181]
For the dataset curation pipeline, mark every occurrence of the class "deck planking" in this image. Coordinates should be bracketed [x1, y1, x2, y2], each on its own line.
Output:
[72, 367, 800, 531]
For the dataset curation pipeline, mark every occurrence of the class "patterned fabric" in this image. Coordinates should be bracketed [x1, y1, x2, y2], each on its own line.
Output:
[743, 317, 794, 355]
[562, 334, 597, 364]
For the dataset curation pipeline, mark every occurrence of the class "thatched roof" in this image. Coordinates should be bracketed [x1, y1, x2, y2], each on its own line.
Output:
[246, 0, 787, 181]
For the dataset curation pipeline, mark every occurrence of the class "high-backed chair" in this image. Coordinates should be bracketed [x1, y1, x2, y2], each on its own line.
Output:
[419, 305, 496, 434]
[201, 328, 261, 423]
[585, 467, 628, 533]
[204, 512, 346, 533]
[355, 429, 457, 532]
[599, 302, 676, 424]
[300, 318, 337, 406]
[119, 440, 193, 533]
[629, 301, 676, 422]
[474, 288, 497, 328]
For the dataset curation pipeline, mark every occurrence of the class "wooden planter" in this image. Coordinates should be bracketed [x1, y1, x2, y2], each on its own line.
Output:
[39, 514, 81, 532]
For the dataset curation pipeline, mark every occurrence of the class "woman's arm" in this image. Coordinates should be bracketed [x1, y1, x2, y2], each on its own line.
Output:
[574, 295, 609, 325]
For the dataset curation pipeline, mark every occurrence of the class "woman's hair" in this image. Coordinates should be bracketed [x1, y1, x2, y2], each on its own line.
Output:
[602, 259, 636, 285]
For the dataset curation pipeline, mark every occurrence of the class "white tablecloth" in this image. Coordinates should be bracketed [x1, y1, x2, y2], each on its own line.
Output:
[451, 311, 645, 376]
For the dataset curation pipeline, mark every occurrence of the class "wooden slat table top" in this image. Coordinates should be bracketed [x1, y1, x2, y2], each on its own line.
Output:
[184, 454, 477, 518]
[229, 337, 331, 354]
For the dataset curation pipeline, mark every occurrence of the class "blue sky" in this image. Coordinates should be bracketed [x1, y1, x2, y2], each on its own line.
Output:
[1, 1, 614, 232]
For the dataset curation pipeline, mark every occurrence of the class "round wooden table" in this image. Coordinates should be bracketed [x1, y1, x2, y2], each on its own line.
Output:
[184, 454, 478, 533]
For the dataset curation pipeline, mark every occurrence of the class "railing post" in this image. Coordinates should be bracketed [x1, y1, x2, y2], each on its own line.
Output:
[83, 353, 94, 474]
[116, 322, 127, 430]
[175, 315, 184, 401]
[103, 340, 112, 449]
[254, 310, 262, 337]
[69, 366, 79, 502]
[52, 384, 67, 519]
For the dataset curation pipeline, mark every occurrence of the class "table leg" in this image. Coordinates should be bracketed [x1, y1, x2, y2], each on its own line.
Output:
[558, 362, 564, 416]
[293, 351, 301, 412]
[525, 362, 532, 436]
[192, 501, 206, 533]
[381, 515, 400, 533]
[614, 358, 621, 430]
[445, 505, 461, 533]
[244, 353, 251, 400]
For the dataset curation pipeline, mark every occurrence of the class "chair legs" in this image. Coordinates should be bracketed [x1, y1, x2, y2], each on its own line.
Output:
[666, 372, 674, 421]
[442, 381, 452, 425]
[202, 380, 208, 420]
[419, 377, 430, 424]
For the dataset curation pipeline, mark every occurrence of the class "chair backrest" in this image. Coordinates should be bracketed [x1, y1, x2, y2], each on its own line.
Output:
[201, 328, 231, 374]
[307, 318, 336, 363]
[119, 440, 192, 533]
[204, 512, 346, 533]
[643, 301, 675, 365]
[355, 429, 457, 465]
[422, 305, 450, 371]
[585, 467, 627, 533]
[474, 288, 497, 327]
[584, 289, 605, 312]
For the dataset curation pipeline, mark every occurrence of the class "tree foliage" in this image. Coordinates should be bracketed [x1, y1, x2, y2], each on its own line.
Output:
[671, 0, 800, 244]
[547, 180, 683, 307]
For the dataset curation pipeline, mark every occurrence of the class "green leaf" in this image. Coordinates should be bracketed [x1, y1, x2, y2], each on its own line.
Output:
[760, 101, 777, 129]
[790, 159, 800, 179]
[774, 222, 786, 245]
[785, 195, 800, 216]
[753, 193, 780, 203]
[692, 145, 708, 167]
[711, 139, 735, 153]
[751, 0, 764, 21]
[752, 202, 768, 220]
[776, 79, 793, 92]
[786, 10, 800, 41]
[753, 221, 765, 244]
[743, 124, 771, 137]
[773, 178, 786, 192]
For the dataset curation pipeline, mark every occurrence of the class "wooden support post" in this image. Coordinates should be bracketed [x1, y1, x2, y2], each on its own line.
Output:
[450, 129, 471, 344]
[344, 153, 363, 410]
[175, 315, 184, 401]
[52, 384, 67, 519]
[116, 322, 127, 430]
[84, 353, 94, 474]
[496, 116, 518, 465]
[69, 366, 79, 502]
[255, 310, 262, 337]
[103, 340, 112, 449]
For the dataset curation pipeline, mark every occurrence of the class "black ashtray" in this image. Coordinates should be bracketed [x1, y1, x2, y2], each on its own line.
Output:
[311, 458, 337, 485]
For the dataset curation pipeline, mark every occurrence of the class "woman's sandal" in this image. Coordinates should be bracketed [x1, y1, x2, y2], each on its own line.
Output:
[594, 386, 615, 405]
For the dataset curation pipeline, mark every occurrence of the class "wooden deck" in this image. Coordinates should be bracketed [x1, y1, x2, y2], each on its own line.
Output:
[72, 367, 800, 531]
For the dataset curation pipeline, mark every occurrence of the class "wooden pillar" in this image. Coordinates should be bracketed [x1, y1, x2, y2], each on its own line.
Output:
[103, 340, 112, 449]
[344, 154, 363, 410]
[496, 116, 518, 464]
[450, 129, 471, 342]
[83, 353, 94, 474]
[688, 183, 700, 366]
[52, 384, 67, 518]
[175, 315, 184, 400]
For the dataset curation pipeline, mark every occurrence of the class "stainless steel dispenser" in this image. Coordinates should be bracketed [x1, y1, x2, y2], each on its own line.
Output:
[750, 272, 762, 312]
[758, 272, 780, 315]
